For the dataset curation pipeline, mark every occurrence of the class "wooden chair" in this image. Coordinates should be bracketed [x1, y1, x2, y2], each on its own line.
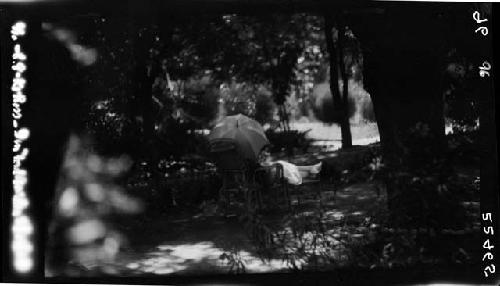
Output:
[283, 163, 327, 208]
[253, 163, 325, 210]
[288, 176, 324, 208]
[209, 139, 260, 212]
[253, 163, 290, 210]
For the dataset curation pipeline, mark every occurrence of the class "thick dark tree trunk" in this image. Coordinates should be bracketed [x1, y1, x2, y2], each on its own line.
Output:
[348, 5, 450, 216]
[23, 20, 85, 275]
[349, 6, 447, 160]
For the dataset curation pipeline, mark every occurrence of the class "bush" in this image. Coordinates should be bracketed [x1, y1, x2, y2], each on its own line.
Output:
[310, 80, 375, 124]
[372, 122, 468, 230]
[446, 130, 479, 165]
[181, 86, 220, 127]
[265, 129, 312, 156]
[126, 157, 220, 213]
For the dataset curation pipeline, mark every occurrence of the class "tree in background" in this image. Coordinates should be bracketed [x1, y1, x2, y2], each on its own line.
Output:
[323, 13, 357, 148]
[199, 14, 318, 131]
[80, 16, 139, 156]
[220, 82, 276, 125]
[337, 18, 353, 148]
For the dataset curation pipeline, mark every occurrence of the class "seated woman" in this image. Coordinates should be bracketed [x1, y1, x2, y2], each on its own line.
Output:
[255, 147, 322, 186]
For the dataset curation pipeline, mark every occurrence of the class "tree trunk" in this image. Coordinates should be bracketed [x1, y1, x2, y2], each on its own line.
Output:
[324, 14, 352, 149]
[129, 2, 173, 206]
[349, 6, 449, 159]
[337, 22, 353, 148]
[324, 16, 342, 112]
[348, 5, 449, 218]
[130, 23, 156, 149]
[280, 104, 290, 132]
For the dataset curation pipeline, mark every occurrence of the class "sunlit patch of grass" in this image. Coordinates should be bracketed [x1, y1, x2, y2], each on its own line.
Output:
[289, 122, 379, 141]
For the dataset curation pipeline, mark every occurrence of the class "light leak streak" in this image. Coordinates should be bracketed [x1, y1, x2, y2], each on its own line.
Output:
[10, 20, 34, 274]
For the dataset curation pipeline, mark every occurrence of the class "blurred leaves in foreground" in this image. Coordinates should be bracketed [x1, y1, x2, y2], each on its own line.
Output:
[46, 134, 143, 276]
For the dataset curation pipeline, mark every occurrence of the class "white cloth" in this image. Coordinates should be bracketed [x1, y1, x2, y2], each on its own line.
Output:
[275, 160, 302, 185]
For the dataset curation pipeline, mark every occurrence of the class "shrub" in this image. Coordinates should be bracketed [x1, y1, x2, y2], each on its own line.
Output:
[310, 80, 375, 123]
[181, 86, 220, 127]
[255, 92, 276, 125]
[371, 122, 468, 230]
[265, 129, 312, 155]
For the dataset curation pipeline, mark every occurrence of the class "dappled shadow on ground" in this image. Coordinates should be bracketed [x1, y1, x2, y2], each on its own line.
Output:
[122, 241, 291, 275]
[114, 182, 385, 275]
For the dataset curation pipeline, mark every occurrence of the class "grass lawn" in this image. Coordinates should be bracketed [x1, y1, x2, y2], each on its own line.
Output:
[290, 121, 380, 152]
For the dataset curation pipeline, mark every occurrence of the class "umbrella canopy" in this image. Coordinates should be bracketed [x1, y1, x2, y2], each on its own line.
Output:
[208, 114, 269, 161]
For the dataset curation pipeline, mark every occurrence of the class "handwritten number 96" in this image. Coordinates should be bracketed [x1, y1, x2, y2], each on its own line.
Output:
[478, 61, 491, 78]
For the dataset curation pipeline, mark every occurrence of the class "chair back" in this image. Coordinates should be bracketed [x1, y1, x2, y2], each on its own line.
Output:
[209, 139, 264, 211]
[209, 139, 248, 172]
